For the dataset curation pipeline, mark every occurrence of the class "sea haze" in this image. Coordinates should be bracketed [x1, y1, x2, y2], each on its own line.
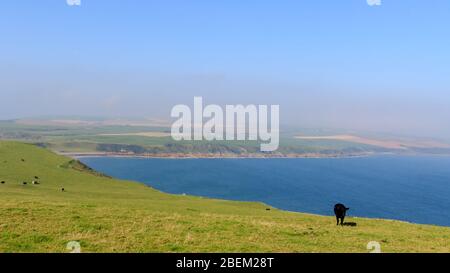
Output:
[80, 156, 450, 226]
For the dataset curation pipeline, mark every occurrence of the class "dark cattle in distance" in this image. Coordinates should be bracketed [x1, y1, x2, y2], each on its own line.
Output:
[334, 203, 350, 225]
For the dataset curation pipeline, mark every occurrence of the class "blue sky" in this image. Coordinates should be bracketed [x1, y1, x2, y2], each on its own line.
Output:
[1, 1, 449, 138]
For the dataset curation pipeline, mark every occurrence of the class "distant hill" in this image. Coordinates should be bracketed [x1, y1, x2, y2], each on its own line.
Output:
[3, 119, 450, 158]
[1, 141, 450, 252]
[295, 134, 450, 151]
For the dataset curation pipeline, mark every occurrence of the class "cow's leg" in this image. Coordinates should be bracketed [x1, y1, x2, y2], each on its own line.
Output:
[341, 216, 345, 225]
[336, 217, 339, 225]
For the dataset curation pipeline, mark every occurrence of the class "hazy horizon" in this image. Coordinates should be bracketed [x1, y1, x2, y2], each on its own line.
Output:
[1, 1, 449, 139]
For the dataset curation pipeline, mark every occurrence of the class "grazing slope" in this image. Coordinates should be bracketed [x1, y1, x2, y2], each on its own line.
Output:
[0, 141, 449, 253]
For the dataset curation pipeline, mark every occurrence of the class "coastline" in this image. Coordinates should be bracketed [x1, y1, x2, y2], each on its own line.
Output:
[57, 150, 450, 160]
[73, 150, 450, 227]
[59, 151, 376, 159]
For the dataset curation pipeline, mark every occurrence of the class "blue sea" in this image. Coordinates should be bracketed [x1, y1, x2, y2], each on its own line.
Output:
[80, 156, 450, 226]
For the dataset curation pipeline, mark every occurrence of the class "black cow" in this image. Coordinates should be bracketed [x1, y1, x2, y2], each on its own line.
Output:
[334, 203, 350, 225]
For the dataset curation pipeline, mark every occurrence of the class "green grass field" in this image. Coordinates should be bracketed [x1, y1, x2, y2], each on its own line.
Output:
[1, 141, 449, 253]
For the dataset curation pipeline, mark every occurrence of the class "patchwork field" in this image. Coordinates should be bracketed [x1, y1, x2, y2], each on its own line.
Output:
[1, 119, 439, 157]
[295, 135, 450, 150]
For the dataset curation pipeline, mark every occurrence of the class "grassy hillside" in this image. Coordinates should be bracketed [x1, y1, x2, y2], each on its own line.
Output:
[0, 141, 449, 253]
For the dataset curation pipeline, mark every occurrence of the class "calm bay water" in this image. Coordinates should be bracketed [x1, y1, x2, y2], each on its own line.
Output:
[80, 156, 450, 226]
